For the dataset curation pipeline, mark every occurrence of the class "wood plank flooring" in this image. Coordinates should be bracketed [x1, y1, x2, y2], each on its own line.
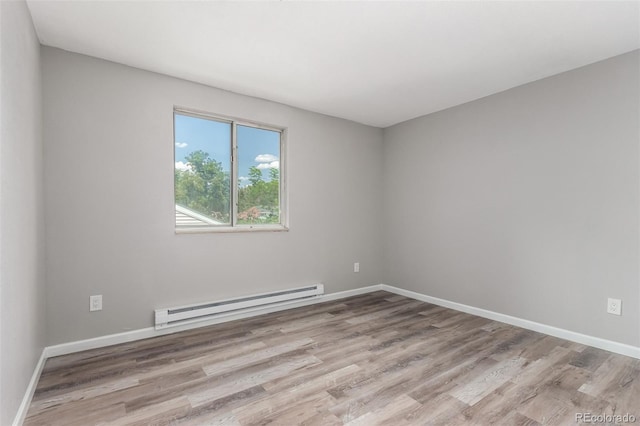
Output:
[24, 291, 640, 425]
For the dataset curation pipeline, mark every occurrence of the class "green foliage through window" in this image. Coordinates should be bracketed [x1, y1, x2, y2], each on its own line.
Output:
[175, 150, 230, 223]
[237, 166, 280, 224]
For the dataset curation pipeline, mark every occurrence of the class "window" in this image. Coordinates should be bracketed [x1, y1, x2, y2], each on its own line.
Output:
[174, 108, 286, 232]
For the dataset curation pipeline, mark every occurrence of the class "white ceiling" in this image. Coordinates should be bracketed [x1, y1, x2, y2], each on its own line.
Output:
[26, 1, 640, 128]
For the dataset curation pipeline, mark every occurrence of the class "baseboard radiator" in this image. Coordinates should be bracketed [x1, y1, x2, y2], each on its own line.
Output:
[155, 284, 325, 329]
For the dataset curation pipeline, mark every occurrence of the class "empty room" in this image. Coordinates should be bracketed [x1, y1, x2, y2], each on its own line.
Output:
[1, 1, 640, 425]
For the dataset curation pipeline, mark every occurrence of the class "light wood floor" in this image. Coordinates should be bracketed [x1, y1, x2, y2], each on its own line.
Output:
[25, 291, 640, 425]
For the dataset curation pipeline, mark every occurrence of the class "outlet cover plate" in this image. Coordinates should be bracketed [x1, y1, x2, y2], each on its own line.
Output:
[90, 295, 103, 312]
[607, 298, 621, 316]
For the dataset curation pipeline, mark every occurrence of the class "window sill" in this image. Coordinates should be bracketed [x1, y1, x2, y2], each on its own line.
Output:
[175, 225, 289, 234]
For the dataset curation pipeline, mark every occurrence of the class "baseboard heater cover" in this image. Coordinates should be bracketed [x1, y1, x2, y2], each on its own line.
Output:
[155, 284, 324, 329]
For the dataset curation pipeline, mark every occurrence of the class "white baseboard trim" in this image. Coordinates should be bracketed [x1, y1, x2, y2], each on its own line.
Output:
[380, 284, 640, 360]
[18, 282, 638, 425]
[12, 349, 47, 426]
[15, 285, 381, 425]
[45, 285, 384, 358]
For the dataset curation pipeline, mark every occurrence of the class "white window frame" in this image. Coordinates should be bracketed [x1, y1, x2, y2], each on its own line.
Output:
[174, 107, 288, 233]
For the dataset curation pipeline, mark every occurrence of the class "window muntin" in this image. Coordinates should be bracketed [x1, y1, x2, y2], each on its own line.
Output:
[174, 109, 286, 231]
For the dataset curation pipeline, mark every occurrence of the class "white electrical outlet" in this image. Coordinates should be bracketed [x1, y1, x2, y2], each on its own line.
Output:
[90, 295, 103, 312]
[354, 262, 360, 273]
[607, 298, 621, 316]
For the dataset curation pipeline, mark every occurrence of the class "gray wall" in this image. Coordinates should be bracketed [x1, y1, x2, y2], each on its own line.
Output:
[383, 51, 640, 346]
[0, 1, 46, 424]
[42, 47, 383, 345]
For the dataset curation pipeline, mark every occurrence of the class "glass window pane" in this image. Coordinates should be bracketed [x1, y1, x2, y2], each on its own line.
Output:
[174, 113, 231, 227]
[237, 125, 281, 225]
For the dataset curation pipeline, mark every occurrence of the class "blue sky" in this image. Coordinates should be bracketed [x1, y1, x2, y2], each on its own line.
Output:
[174, 113, 280, 187]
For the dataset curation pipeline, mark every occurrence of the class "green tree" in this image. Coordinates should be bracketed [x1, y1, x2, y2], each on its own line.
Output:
[237, 166, 280, 224]
[266, 168, 280, 211]
[248, 166, 263, 186]
[175, 150, 230, 221]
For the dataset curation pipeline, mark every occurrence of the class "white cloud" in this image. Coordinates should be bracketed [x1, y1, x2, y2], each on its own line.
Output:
[175, 142, 188, 148]
[257, 160, 279, 170]
[255, 154, 278, 163]
[175, 161, 192, 171]
[239, 176, 249, 181]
